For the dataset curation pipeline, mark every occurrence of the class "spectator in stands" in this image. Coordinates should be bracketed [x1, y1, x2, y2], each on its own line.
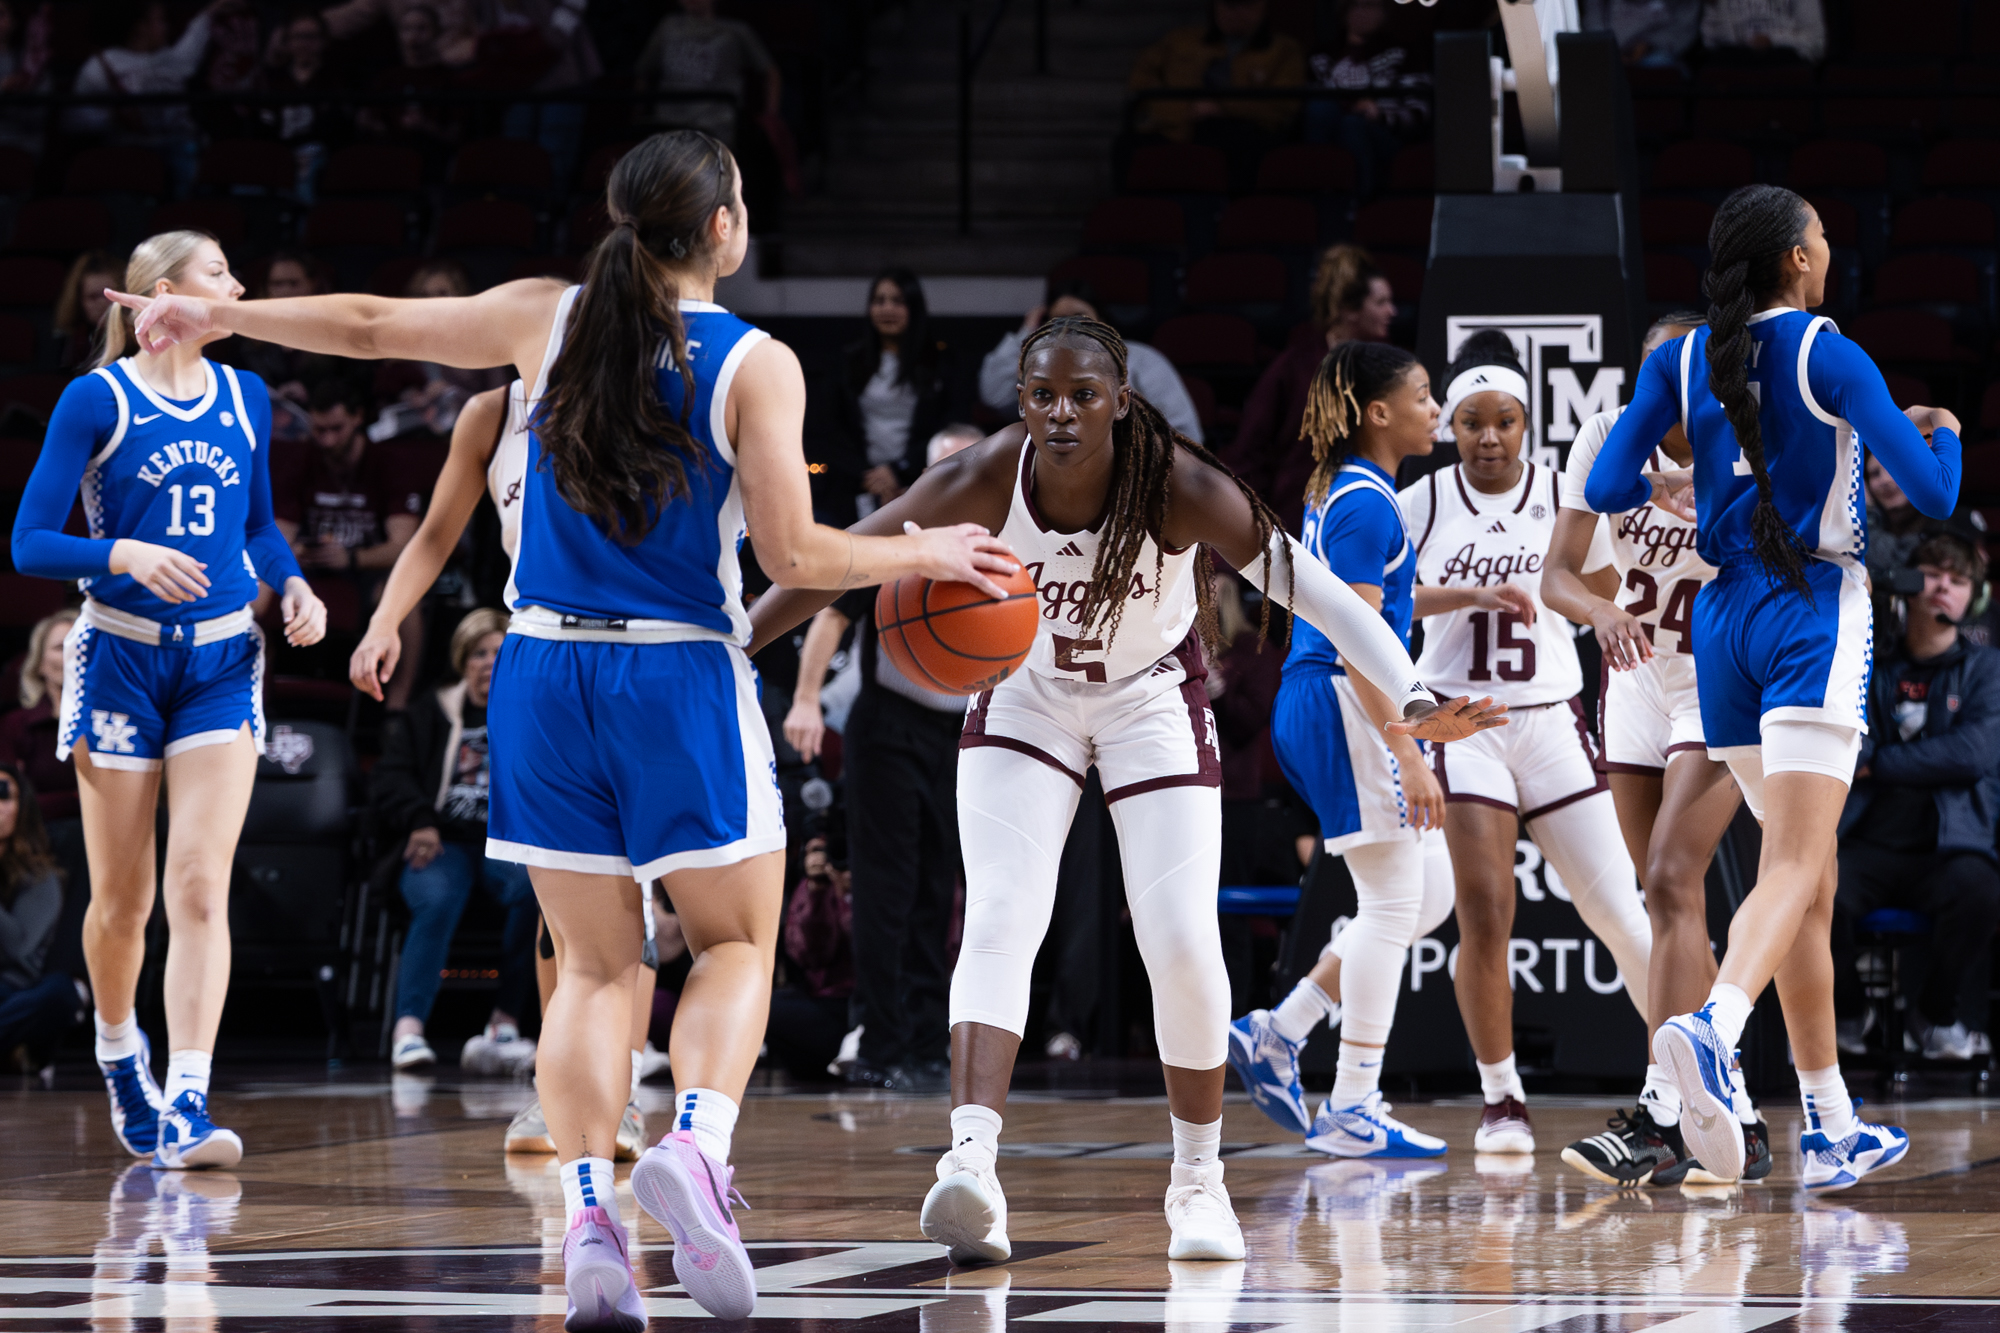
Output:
[1224, 244, 1396, 532]
[1866, 453, 1932, 590]
[0, 0, 52, 154]
[1129, 0, 1305, 176]
[481, 0, 601, 191]
[635, 0, 779, 150]
[274, 376, 427, 702]
[1305, 0, 1431, 198]
[372, 607, 538, 1072]
[763, 833, 854, 1082]
[1579, 0, 1700, 67]
[260, 11, 348, 201]
[218, 251, 333, 445]
[0, 610, 84, 981]
[356, 3, 459, 146]
[979, 279, 1204, 443]
[1700, 0, 1824, 64]
[821, 270, 959, 525]
[783, 426, 983, 1093]
[69, 0, 224, 195]
[0, 764, 79, 1070]
[372, 261, 509, 441]
[52, 251, 123, 373]
[1833, 533, 2000, 1063]
[197, 0, 264, 139]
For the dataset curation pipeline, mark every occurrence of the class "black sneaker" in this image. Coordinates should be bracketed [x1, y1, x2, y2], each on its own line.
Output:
[1685, 1117, 1773, 1185]
[1560, 1106, 1687, 1187]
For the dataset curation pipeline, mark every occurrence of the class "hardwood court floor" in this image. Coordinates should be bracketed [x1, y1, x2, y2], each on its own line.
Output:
[3, 1067, 1999, 1329]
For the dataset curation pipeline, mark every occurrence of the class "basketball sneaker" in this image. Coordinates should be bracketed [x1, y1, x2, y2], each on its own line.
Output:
[1164, 1161, 1246, 1261]
[391, 1032, 436, 1070]
[631, 1129, 756, 1319]
[461, 1025, 537, 1076]
[1226, 1010, 1311, 1134]
[98, 1030, 164, 1157]
[153, 1089, 243, 1170]
[1688, 1118, 1773, 1185]
[561, 1205, 647, 1332]
[1305, 1092, 1447, 1159]
[616, 1102, 646, 1163]
[1653, 1007, 1745, 1183]
[505, 1098, 555, 1154]
[1802, 1109, 1909, 1193]
[921, 1148, 1011, 1265]
[1560, 1106, 1688, 1187]
[1472, 1096, 1534, 1154]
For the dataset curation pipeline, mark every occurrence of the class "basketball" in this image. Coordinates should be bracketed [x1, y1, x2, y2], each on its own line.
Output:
[874, 564, 1040, 695]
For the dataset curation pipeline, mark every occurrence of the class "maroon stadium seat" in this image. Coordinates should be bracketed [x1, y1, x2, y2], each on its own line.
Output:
[366, 255, 426, 297]
[1649, 140, 1755, 192]
[1851, 0, 1962, 58]
[1215, 196, 1319, 250]
[1150, 314, 1258, 368]
[1789, 141, 1889, 190]
[1388, 143, 1433, 193]
[0, 147, 33, 193]
[1883, 371, 1932, 409]
[0, 573, 71, 629]
[304, 199, 408, 249]
[1125, 144, 1229, 195]
[1981, 380, 2000, 432]
[436, 199, 537, 250]
[0, 373, 66, 418]
[564, 197, 610, 254]
[63, 145, 167, 198]
[1254, 144, 1357, 194]
[578, 142, 640, 199]
[1645, 253, 1702, 304]
[319, 144, 425, 197]
[1045, 255, 1150, 306]
[1847, 309, 1975, 363]
[198, 139, 296, 192]
[0, 313, 37, 366]
[1923, 141, 2000, 189]
[147, 200, 247, 246]
[1081, 197, 1186, 250]
[7, 198, 111, 253]
[1821, 65, 1943, 137]
[1183, 253, 1287, 307]
[1374, 252, 1425, 301]
[1870, 253, 1983, 306]
[0, 257, 67, 306]
[1352, 197, 1433, 249]
[1892, 198, 1996, 248]
[1693, 65, 1812, 138]
[449, 137, 554, 193]
[1641, 197, 1715, 247]
[1800, 194, 1860, 247]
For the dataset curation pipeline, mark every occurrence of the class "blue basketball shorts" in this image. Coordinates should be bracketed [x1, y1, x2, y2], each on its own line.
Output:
[486, 634, 785, 882]
[1694, 558, 1871, 760]
[58, 610, 266, 772]
[1272, 669, 1423, 854]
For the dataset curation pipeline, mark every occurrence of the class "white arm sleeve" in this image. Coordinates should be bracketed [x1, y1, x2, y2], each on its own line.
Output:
[1251, 531, 1436, 716]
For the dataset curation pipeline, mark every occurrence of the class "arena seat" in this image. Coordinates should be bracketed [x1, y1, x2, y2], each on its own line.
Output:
[436, 199, 538, 251]
[1254, 144, 1357, 195]
[1183, 252, 1289, 331]
[1081, 197, 1187, 252]
[147, 199, 247, 247]
[63, 146, 167, 200]
[563, 196, 611, 254]
[448, 137, 555, 200]
[1893, 198, 1995, 249]
[0, 257, 65, 316]
[577, 142, 641, 199]
[0, 146, 32, 194]
[1648, 140, 1756, 196]
[6, 197, 112, 254]
[305, 199, 408, 250]
[1124, 143, 1229, 196]
[1923, 140, 2000, 190]
[1692, 64, 1813, 140]
[198, 139, 296, 193]
[1150, 313, 1258, 371]
[1046, 255, 1150, 306]
[1640, 197, 1714, 248]
[319, 143, 425, 198]
[1645, 252, 1702, 305]
[1850, 0, 1962, 59]
[0, 572, 69, 629]
[1821, 65, 1944, 139]
[1387, 143, 1433, 194]
[1215, 196, 1320, 251]
[1352, 196, 1433, 251]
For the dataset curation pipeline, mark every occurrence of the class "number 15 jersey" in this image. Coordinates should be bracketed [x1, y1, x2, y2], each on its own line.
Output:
[1400, 461, 1594, 708]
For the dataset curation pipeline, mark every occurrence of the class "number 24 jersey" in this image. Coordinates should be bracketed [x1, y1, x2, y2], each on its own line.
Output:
[1400, 461, 1598, 708]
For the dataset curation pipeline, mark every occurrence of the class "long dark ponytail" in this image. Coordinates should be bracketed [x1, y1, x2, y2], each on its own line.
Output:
[539, 131, 738, 544]
[1704, 184, 1815, 597]
[1301, 341, 1418, 507]
[1017, 316, 1291, 656]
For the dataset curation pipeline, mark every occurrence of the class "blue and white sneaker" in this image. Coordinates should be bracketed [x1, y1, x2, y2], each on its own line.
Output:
[98, 1031, 164, 1158]
[153, 1090, 244, 1170]
[1653, 1007, 1744, 1183]
[1305, 1092, 1447, 1158]
[1802, 1107, 1909, 1193]
[1226, 1010, 1311, 1134]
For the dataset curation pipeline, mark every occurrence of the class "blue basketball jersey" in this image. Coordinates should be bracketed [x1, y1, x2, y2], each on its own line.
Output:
[507, 293, 768, 640]
[1587, 309, 1961, 569]
[1285, 459, 1415, 678]
[26, 358, 282, 625]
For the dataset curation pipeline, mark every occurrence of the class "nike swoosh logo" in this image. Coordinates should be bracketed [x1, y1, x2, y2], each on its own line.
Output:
[134, 413, 161, 424]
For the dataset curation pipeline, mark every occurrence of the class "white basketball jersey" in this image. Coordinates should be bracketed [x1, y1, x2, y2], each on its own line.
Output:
[997, 443, 1201, 684]
[1558, 408, 1717, 657]
[487, 380, 530, 561]
[1400, 461, 1580, 707]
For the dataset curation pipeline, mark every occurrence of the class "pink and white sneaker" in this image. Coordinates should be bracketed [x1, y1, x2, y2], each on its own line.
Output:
[561, 1205, 647, 1332]
[631, 1130, 755, 1320]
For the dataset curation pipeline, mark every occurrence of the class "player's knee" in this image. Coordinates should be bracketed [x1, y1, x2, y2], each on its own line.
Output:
[1642, 848, 1707, 926]
[1452, 881, 1514, 942]
[87, 892, 153, 935]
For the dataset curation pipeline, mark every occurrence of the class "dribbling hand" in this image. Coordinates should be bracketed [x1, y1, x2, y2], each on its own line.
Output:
[902, 520, 1020, 599]
[105, 289, 216, 355]
[1388, 694, 1509, 743]
[1590, 601, 1653, 672]
[1470, 582, 1536, 626]
[110, 538, 210, 603]
[280, 576, 327, 647]
[1646, 469, 1698, 523]
[349, 623, 401, 701]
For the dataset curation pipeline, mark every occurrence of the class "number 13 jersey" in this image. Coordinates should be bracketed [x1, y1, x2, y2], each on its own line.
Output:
[1400, 461, 1591, 708]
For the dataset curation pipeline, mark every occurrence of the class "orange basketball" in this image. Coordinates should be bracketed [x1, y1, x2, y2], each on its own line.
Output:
[874, 564, 1040, 696]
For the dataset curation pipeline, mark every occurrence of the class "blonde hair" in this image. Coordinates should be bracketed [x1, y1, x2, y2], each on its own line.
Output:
[95, 230, 218, 369]
[20, 608, 79, 709]
[1309, 243, 1387, 333]
[55, 250, 124, 338]
[449, 607, 510, 678]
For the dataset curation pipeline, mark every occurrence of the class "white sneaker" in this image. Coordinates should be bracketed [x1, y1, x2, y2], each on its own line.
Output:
[827, 1025, 863, 1078]
[505, 1098, 555, 1154]
[1164, 1161, 1245, 1261]
[391, 1033, 436, 1070]
[1802, 1114, 1910, 1192]
[1922, 1021, 1976, 1062]
[637, 1042, 671, 1082]
[921, 1149, 1010, 1264]
[461, 1027, 537, 1075]
[615, 1102, 645, 1162]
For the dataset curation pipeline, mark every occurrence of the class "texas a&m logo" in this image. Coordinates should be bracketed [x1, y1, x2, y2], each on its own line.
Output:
[1445, 315, 1625, 470]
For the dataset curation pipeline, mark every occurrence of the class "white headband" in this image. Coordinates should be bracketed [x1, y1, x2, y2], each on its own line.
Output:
[1440, 364, 1531, 435]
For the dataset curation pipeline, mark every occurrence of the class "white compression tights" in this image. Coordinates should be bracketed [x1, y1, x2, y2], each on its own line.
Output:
[1327, 834, 1456, 1046]
[950, 746, 1230, 1069]
[1526, 793, 1654, 1021]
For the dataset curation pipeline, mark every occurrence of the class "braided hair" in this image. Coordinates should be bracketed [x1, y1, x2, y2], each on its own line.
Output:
[1704, 184, 1815, 598]
[1301, 341, 1419, 507]
[1016, 316, 1291, 655]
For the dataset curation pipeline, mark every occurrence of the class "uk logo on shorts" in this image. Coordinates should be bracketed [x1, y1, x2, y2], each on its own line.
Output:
[91, 710, 138, 754]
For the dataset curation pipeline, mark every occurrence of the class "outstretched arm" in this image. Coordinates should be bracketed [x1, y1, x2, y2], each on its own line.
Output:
[1814, 331, 1961, 519]
[1585, 344, 1682, 515]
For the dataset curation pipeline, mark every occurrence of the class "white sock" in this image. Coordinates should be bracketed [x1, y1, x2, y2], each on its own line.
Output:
[1639, 1063, 1680, 1126]
[1170, 1114, 1222, 1169]
[1331, 1041, 1384, 1107]
[949, 1103, 1003, 1168]
[1270, 978, 1337, 1044]
[95, 1012, 141, 1064]
[164, 1050, 211, 1105]
[629, 1049, 643, 1103]
[1730, 1065, 1759, 1126]
[1798, 1066, 1857, 1142]
[1476, 1054, 1524, 1105]
[673, 1087, 738, 1164]
[1700, 982, 1754, 1052]
[560, 1156, 619, 1223]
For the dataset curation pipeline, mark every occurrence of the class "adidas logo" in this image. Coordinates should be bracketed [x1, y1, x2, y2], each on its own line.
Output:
[1057, 541, 1084, 557]
[1486, 521, 1506, 533]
